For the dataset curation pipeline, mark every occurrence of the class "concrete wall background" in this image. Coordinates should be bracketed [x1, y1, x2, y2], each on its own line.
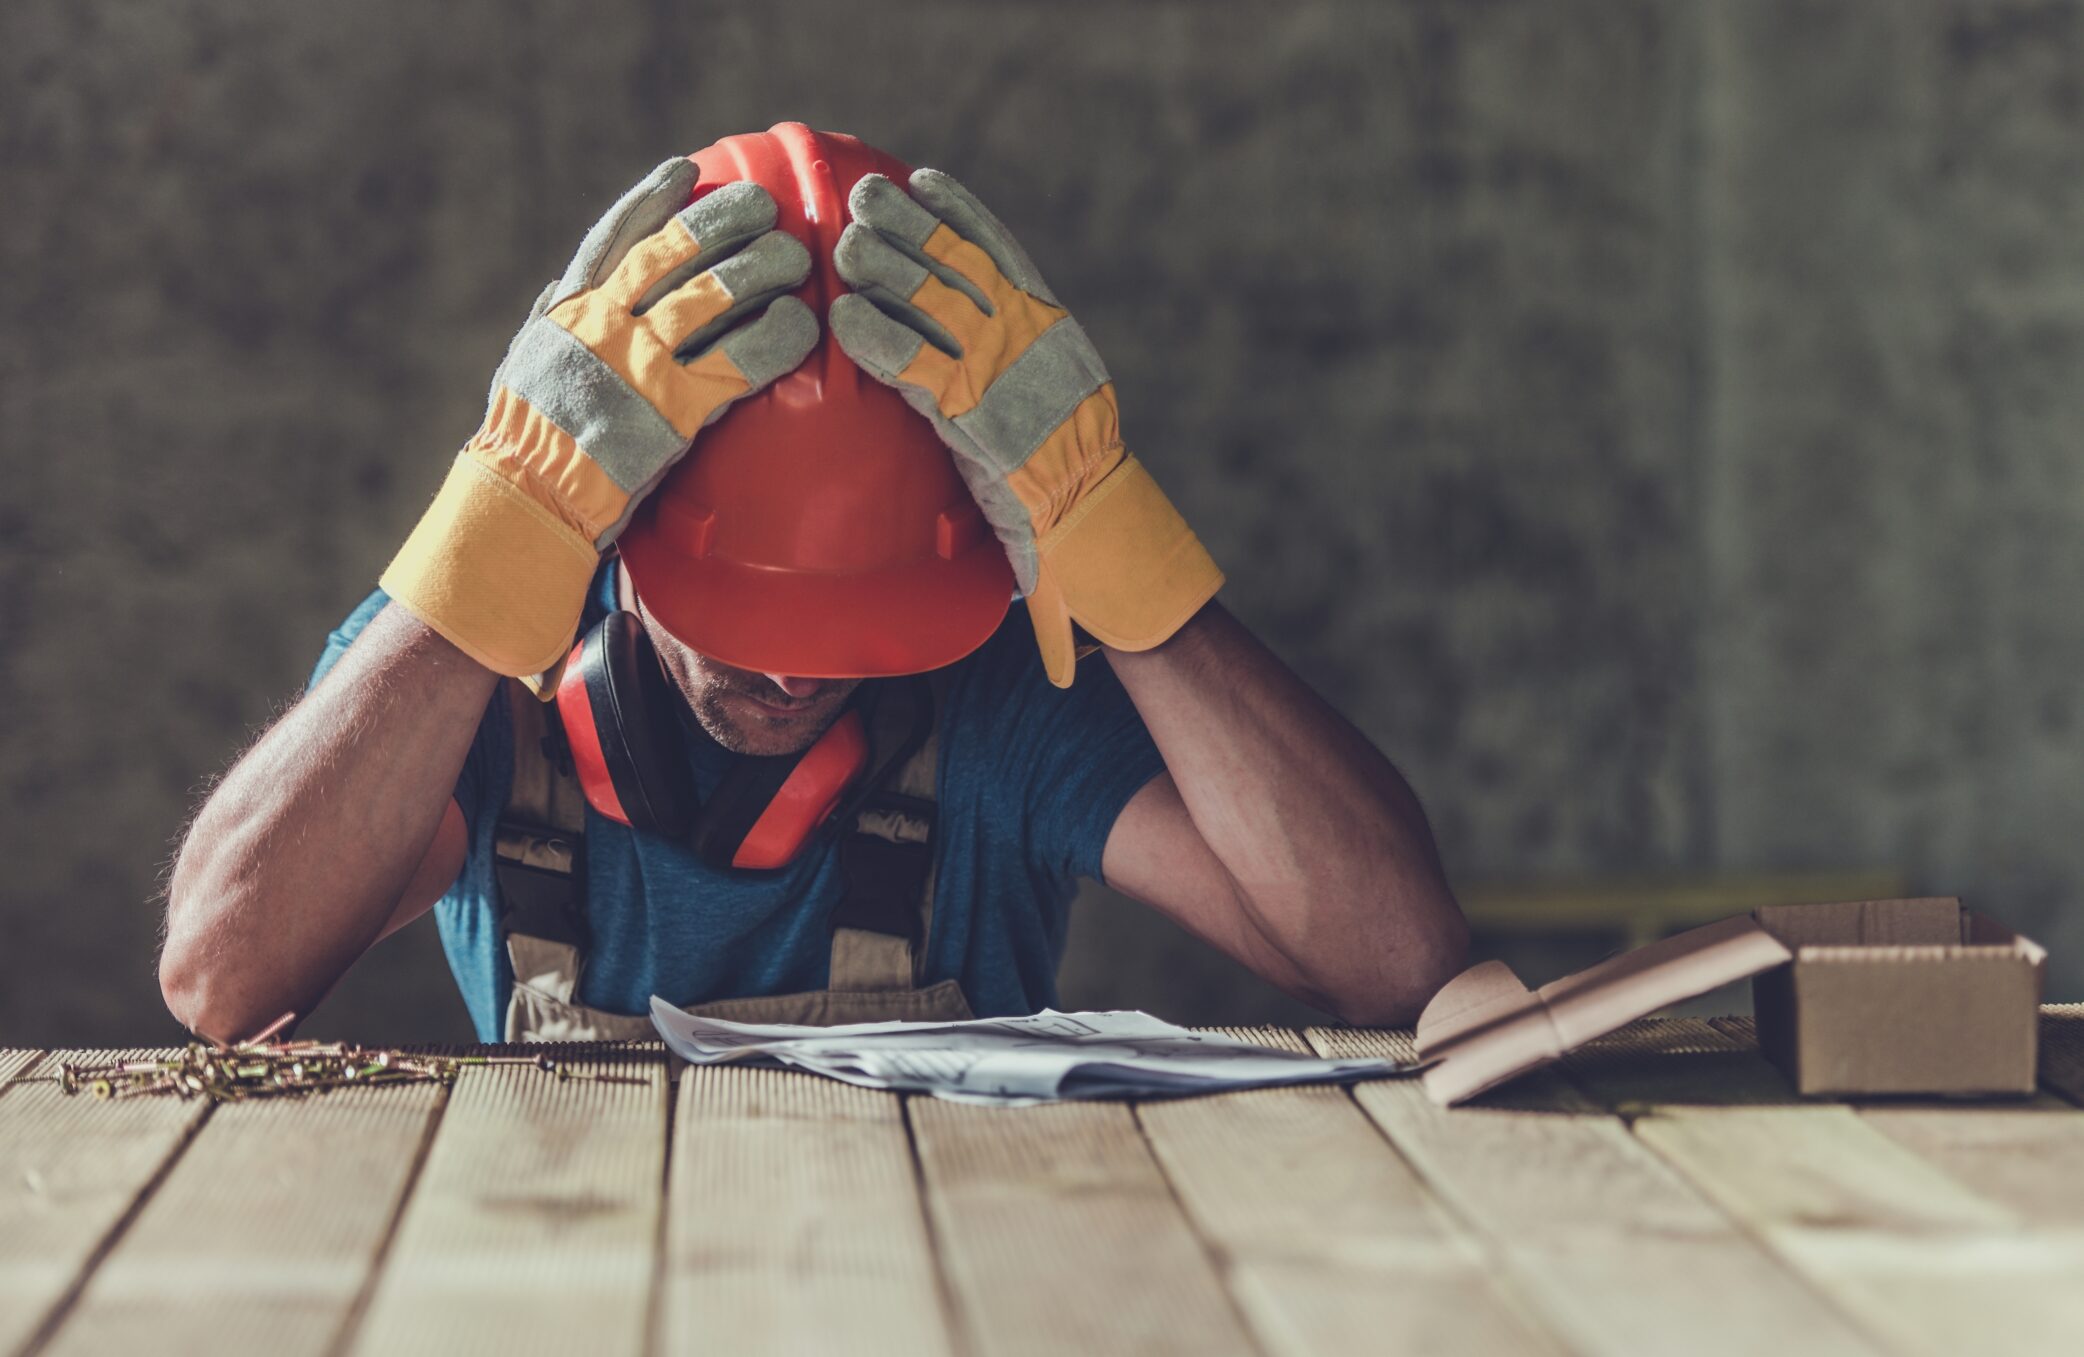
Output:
[4, 1, 2079, 1046]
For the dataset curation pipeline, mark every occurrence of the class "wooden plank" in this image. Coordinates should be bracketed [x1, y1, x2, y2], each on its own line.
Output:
[1717, 1014, 2084, 1225]
[661, 1066, 953, 1357]
[0, 1050, 212, 1356]
[343, 1044, 669, 1357]
[908, 1094, 1261, 1357]
[1856, 1097, 2084, 1227]
[1573, 1018, 2084, 1357]
[1308, 1027, 1885, 1357]
[1574, 1020, 2010, 1230]
[1137, 1028, 1558, 1356]
[2038, 1004, 2084, 1105]
[40, 1081, 444, 1357]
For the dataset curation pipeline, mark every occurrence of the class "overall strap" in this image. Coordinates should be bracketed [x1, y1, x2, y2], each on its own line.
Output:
[826, 671, 949, 992]
[500, 669, 953, 1020]
[496, 679, 590, 1005]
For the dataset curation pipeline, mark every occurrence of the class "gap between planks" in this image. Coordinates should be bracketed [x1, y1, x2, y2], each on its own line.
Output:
[640, 1055, 678, 1357]
[1133, 1027, 1562, 1357]
[1718, 1012, 2084, 1226]
[341, 1043, 670, 1357]
[1566, 1017, 2084, 1357]
[322, 1079, 453, 1357]
[659, 1064, 954, 1357]
[899, 1093, 971, 1357]
[907, 1085, 1263, 1356]
[43, 1078, 447, 1357]
[1, 1051, 215, 1357]
[1305, 1026, 1890, 1357]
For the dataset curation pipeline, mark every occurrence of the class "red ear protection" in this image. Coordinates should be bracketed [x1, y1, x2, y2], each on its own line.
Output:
[553, 611, 872, 871]
[556, 611, 695, 837]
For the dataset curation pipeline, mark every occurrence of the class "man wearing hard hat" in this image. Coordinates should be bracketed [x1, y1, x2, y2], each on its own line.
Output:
[160, 125, 1468, 1044]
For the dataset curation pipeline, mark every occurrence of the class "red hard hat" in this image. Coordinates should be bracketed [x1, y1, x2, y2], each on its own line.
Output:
[615, 122, 1014, 678]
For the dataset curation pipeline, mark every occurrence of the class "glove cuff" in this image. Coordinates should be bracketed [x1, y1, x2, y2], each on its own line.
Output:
[1023, 454, 1224, 687]
[380, 451, 600, 679]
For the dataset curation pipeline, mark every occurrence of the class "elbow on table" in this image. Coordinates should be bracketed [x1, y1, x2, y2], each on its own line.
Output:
[159, 948, 207, 1039]
[159, 940, 290, 1047]
[159, 864, 272, 1045]
[158, 930, 238, 1044]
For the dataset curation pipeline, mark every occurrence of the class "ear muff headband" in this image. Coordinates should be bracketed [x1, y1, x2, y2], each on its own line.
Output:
[719, 711, 870, 870]
[690, 748, 812, 870]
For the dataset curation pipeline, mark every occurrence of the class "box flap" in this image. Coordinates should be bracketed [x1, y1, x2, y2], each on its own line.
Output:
[1415, 914, 1792, 1106]
[1754, 897, 1961, 947]
[1964, 909, 2049, 966]
[1410, 959, 1538, 1056]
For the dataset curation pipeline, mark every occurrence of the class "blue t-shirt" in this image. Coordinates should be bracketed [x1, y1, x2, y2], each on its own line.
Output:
[312, 572, 1167, 1041]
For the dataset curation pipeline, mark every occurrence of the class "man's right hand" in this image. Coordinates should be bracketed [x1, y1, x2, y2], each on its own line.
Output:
[382, 159, 819, 689]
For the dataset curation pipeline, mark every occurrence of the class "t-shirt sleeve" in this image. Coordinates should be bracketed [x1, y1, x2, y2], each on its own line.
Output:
[963, 607, 1169, 891]
[308, 587, 497, 832]
[309, 588, 391, 691]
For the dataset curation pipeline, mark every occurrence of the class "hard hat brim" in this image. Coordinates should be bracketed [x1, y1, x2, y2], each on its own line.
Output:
[617, 525, 1015, 679]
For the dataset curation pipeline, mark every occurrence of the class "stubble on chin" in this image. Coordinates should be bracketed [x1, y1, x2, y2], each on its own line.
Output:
[644, 627, 853, 756]
[683, 682, 854, 756]
[625, 588, 858, 756]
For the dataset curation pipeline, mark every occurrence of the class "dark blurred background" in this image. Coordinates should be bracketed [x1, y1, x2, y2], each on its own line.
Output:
[5, 0, 2081, 1047]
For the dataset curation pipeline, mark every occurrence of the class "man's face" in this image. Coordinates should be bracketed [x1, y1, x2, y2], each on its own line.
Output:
[628, 587, 862, 757]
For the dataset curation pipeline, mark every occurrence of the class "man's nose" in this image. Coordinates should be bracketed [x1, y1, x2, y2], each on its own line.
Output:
[765, 674, 826, 700]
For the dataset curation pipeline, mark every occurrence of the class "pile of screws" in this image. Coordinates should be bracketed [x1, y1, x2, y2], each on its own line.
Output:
[28, 1013, 643, 1103]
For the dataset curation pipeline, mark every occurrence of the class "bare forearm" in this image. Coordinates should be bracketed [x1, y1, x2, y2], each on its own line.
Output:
[1105, 602, 1465, 1022]
[161, 603, 498, 1040]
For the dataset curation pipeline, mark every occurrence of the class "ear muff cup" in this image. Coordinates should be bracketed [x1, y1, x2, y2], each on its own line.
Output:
[561, 611, 696, 838]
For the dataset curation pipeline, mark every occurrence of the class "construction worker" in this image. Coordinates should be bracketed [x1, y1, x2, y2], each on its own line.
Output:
[159, 126, 1467, 1043]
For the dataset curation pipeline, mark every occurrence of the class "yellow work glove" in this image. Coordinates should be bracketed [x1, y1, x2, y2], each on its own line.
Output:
[828, 170, 1222, 687]
[383, 159, 817, 687]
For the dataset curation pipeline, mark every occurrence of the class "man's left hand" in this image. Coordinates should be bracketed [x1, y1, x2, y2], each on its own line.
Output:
[828, 170, 1223, 687]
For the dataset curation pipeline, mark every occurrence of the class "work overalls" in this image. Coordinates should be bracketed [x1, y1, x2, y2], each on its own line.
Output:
[492, 675, 975, 1041]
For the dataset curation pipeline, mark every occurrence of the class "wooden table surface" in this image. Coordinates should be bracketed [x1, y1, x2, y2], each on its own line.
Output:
[4, 1009, 2082, 1357]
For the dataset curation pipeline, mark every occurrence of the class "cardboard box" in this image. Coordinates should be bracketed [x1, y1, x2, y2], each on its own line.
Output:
[1750, 898, 2044, 1096]
[1414, 898, 2045, 1106]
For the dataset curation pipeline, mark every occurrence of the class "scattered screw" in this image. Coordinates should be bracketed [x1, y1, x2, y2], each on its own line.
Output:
[17, 1032, 645, 1104]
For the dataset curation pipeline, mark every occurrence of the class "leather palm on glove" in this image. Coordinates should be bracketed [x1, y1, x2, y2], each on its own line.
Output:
[828, 170, 1222, 688]
[383, 158, 817, 688]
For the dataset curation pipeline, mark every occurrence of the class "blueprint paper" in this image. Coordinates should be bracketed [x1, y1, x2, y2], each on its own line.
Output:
[649, 998, 1416, 1105]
